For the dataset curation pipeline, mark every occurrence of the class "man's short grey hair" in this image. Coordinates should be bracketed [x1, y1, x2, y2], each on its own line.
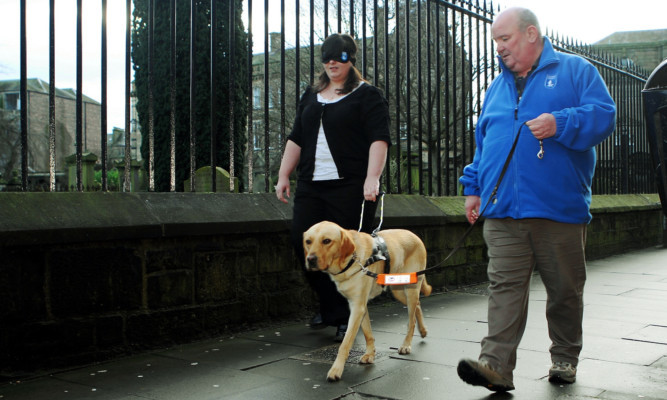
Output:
[517, 8, 542, 36]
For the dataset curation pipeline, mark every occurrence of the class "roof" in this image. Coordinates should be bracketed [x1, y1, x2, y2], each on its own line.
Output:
[595, 29, 667, 45]
[0, 78, 101, 104]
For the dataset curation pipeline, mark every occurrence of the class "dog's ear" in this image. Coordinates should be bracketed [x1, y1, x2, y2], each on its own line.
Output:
[339, 229, 355, 258]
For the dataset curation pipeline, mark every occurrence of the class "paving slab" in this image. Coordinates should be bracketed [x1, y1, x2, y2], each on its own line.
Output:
[0, 377, 143, 400]
[582, 317, 648, 340]
[580, 334, 666, 365]
[156, 337, 313, 370]
[623, 324, 667, 345]
[584, 303, 667, 326]
[54, 354, 283, 400]
[575, 358, 667, 399]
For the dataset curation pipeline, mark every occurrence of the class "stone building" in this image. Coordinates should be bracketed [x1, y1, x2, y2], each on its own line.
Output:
[0, 78, 102, 174]
[593, 29, 667, 73]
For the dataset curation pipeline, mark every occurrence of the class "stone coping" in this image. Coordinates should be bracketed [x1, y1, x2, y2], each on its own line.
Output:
[0, 192, 662, 247]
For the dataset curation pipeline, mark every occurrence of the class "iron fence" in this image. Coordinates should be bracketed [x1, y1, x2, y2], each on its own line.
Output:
[5, 0, 652, 195]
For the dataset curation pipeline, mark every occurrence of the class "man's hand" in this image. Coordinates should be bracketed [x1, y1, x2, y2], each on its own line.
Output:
[526, 113, 557, 140]
[465, 195, 481, 225]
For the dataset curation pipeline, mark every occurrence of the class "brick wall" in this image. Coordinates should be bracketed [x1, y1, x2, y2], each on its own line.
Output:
[0, 192, 663, 375]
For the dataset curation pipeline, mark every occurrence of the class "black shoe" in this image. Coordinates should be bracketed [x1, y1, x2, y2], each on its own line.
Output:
[457, 358, 515, 392]
[309, 313, 326, 329]
[333, 324, 347, 342]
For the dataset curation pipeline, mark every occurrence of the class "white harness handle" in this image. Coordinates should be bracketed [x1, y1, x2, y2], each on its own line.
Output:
[358, 192, 385, 234]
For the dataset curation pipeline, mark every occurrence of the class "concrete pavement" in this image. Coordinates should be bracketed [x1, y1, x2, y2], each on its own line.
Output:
[2, 245, 666, 399]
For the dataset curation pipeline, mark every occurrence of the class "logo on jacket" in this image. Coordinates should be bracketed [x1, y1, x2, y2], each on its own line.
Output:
[545, 74, 557, 89]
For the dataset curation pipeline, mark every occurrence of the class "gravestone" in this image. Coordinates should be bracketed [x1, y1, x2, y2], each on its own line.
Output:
[65, 152, 98, 191]
[115, 160, 144, 192]
[184, 166, 239, 192]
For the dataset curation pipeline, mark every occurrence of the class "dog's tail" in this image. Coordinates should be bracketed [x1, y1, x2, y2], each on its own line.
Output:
[420, 276, 432, 297]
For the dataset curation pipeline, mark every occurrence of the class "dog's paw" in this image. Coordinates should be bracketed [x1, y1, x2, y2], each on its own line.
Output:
[398, 345, 412, 355]
[327, 365, 343, 382]
[419, 327, 428, 338]
[360, 351, 376, 364]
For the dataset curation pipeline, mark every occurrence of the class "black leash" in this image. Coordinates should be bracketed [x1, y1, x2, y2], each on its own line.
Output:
[339, 122, 532, 285]
[414, 122, 528, 276]
[360, 122, 528, 284]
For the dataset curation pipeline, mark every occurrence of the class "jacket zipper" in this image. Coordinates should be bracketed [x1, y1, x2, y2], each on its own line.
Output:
[513, 85, 521, 217]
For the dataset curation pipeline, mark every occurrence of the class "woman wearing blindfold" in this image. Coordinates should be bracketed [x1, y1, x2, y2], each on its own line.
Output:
[275, 33, 392, 342]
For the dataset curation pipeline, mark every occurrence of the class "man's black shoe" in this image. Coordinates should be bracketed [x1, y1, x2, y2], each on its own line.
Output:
[457, 358, 515, 392]
[309, 313, 326, 329]
[333, 324, 347, 342]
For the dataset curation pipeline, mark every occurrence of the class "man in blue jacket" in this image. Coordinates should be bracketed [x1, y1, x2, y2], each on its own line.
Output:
[457, 7, 616, 392]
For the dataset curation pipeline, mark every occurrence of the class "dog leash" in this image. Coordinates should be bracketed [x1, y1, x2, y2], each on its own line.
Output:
[367, 122, 528, 285]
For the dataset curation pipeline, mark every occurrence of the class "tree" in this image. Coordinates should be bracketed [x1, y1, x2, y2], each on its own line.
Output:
[132, 0, 249, 191]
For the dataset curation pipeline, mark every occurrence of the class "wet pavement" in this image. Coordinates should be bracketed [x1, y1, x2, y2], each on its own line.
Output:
[2, 245, 666, 399]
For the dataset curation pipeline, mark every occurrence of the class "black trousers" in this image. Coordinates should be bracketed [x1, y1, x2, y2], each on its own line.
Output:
[291, 178, 379, 326]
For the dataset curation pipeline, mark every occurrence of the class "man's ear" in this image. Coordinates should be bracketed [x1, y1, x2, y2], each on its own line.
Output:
[527, 25, 539, 43]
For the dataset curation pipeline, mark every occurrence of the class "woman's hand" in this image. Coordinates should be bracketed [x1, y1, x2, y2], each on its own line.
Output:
[364, 141, 388, 202]
[275, 178, 290, 204]
[363, 176, 380, 202]
[275, 140, 301, 204]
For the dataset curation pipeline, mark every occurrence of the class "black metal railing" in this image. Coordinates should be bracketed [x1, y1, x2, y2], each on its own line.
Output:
[4, 0, 652, 196]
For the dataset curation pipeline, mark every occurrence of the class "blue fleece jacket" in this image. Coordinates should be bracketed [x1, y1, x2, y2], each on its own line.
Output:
[459, 37, 616, 224]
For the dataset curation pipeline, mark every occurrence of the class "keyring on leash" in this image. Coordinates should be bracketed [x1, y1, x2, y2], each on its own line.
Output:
[537, 139, 545, 159]
[358, 191, 385, 233]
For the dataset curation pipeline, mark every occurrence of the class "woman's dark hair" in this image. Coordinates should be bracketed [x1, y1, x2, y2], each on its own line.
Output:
[312, 66, 366, 95]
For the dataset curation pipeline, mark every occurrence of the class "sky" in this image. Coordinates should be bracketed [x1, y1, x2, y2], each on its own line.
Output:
[498, 0, 666, 43]
[0, 0, 665, 133]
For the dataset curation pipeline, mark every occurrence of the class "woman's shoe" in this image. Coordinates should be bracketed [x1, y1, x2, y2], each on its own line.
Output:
[309, 313, 326, 329]
[333, 324, 347, 342]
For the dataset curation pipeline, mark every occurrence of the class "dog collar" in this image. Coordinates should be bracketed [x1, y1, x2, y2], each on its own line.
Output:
[333, 253, 358, 275]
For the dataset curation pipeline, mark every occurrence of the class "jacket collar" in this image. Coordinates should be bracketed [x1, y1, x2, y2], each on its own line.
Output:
[498, 36, 559, 78]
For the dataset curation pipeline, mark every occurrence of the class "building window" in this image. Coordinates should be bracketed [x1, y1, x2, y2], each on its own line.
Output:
[620, 58, 635, 68]
[252, 121, 262, 150]
[2, 92, 20, 110]
[253, 87, 261, 109]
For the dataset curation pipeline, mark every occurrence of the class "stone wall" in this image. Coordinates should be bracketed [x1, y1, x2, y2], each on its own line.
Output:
[0, 192, 663, 376]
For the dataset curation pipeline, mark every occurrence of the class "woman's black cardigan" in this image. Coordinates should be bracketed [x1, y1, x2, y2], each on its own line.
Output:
[287, 83, 392, 182]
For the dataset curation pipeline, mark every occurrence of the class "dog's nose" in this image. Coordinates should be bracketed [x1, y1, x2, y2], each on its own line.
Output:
[306, 254, 318, 269]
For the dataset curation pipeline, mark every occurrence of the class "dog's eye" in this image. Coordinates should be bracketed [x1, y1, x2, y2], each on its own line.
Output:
[305, 239, 312, 245]
[322, 238, 331, 244]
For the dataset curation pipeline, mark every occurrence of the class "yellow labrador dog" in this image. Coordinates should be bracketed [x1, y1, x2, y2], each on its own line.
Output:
[303, 221, 432, 381]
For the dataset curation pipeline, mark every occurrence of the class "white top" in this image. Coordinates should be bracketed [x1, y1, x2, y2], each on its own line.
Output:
[313, 81, 365, 181]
